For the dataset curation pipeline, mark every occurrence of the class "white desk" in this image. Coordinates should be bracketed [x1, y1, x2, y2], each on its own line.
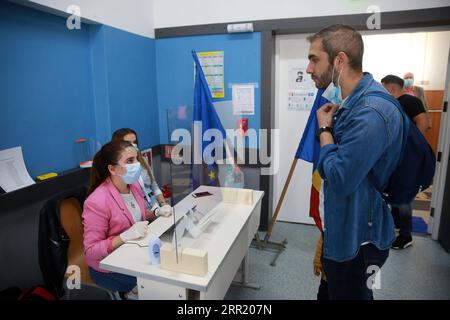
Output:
[100, 186, 264, 300]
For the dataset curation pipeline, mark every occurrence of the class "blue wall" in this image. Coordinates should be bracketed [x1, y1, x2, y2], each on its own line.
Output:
[155, 33, 261, 146]
[0, 2, 158, 178]
[102, 26, 159, 148]
[0, 1, 96, 177]
[0, 1, 261, 179]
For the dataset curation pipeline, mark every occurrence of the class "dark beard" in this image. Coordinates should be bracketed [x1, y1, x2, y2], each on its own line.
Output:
[314, 64, 333, 89]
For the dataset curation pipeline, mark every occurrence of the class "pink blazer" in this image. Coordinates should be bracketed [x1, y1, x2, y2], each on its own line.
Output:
[82, 177, 147, 272]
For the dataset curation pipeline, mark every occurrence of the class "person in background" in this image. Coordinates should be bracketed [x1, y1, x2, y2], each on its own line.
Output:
[381, 74, 429, 250]
[83, 140, 161, 297]
[403, 72, 429, 109]
[382, 75, 430, 135]
[306, 24, 404, 299]
[112, 128, 172, 217]
[404, 72, 432, 129]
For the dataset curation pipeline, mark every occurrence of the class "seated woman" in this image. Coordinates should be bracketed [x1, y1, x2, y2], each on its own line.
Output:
[82, 140, 160, 295]
[112, 128, 172, 217]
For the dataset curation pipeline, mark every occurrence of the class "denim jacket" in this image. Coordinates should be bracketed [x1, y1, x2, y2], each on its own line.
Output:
[318, 73, 404, 262]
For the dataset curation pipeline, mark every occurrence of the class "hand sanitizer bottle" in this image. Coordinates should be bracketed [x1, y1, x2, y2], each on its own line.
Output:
[149, 237, 161, 265]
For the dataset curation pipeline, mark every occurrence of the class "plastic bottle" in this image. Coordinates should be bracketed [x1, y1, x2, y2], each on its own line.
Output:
[148, 237, 161, 265]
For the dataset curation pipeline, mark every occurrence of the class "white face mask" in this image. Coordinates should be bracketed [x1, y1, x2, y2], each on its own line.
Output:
[322, 62, 343, 105]
[119, 162, 142, 184]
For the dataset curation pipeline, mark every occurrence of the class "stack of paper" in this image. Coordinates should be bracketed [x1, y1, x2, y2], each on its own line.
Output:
[0, 147, 35, 192]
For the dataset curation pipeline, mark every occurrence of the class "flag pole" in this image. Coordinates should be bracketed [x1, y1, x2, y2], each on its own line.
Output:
[250, 158, 296, 266]
[266, 158, 298, 238]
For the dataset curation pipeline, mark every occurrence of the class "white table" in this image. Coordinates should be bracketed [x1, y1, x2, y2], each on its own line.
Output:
[100, 186, 264, 300]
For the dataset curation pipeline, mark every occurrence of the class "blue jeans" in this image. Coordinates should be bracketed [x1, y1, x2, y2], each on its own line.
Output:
[321, 243, 389, 300]
[88, 267, 136, 293]
[391, 203, 412, 238]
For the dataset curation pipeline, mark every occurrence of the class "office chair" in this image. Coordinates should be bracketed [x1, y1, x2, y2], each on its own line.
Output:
[60, 197, 119, 300]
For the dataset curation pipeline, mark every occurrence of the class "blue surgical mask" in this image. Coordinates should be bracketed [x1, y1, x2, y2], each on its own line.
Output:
[120, 162, 142, 184]
[404, 79, 414, 88]
[322, 63, 343, 105]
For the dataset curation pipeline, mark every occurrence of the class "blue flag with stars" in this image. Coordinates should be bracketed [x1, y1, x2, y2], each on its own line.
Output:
[191, 50, 226, 189]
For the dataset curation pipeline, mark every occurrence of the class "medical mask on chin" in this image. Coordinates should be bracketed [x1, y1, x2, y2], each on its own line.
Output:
[322, 64, 343, 105]
[404, 79, 414, 88]
[119, 162, 142, 184]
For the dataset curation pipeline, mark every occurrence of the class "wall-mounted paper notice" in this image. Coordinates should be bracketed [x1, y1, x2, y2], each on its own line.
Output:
[232, 84, 255, 115]
[197, 51, 225, 98]
[0, 146, 35, 192]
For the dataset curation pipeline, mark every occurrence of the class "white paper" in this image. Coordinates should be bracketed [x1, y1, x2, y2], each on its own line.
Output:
[232, 84, 255, 115]
[0, 146, 35, 192]
[287, 90, 317, 111]
[287, 60, 317, 111]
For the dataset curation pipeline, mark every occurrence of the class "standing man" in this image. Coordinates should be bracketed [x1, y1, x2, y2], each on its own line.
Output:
[404, 72, 432, 129]
[306, 24, 404, 299]
[403, 72, 429, 110]
[382, 75, 430, 136]
[381, 74, 429, 249]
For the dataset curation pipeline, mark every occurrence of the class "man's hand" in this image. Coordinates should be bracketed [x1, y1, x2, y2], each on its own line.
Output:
[317, 103, 339, 128]
[313, 265, 323, 277]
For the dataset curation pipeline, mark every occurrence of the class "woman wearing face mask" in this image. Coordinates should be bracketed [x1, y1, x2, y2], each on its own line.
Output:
[82, 140, 158, 295]
[111, 128, 172, 218]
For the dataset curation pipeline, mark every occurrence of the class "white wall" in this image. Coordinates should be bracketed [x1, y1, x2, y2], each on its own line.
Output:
[154, 0, 450, 29]
[363, 31, 450, 90]
[16, 0, 449, 38]
[274, 34, 316, 225]
[24, 0, 155, 38]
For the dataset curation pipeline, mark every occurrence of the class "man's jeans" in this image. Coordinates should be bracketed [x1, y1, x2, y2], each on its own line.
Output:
[321, 243, 389, 300]
[391, 203, 412, 238]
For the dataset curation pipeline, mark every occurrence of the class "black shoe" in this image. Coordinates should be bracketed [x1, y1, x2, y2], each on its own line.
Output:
[391, 235, 414, 250]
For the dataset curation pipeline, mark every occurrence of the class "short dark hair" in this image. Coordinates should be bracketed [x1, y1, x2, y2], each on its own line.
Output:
[381, 75, 404, 88]
[307, 24, 364, 72]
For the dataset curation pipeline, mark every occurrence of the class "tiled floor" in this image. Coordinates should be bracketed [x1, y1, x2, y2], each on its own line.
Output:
[69, 221, 450, 300]
[225, 222, 450, 300]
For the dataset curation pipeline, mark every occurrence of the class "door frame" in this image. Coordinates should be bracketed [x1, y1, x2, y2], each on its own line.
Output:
[429, 48, 450, 239]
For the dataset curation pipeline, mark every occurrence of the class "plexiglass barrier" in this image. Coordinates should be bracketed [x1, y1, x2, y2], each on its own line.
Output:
[166, 103, 247, 204]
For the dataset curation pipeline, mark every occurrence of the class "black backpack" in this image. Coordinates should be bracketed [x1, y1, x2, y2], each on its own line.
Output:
[0, 285, 56, 300]
[367, 91, 436, 205]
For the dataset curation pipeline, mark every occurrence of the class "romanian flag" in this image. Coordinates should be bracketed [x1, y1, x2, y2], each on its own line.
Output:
[295, 89, 329, 231]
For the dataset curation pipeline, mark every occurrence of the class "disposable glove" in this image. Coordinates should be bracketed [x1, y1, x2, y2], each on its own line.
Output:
[155, 204, 173, 217]
[120, 221, 148, 242]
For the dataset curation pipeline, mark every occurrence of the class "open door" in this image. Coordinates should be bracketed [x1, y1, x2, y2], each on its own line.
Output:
[429, 48, 450, 251]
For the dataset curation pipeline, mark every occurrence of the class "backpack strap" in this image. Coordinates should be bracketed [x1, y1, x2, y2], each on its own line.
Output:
[363, 91, 410, 196]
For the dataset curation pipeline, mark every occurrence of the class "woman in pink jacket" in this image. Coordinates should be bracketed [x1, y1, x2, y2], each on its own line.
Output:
[82, 140, 161, 294]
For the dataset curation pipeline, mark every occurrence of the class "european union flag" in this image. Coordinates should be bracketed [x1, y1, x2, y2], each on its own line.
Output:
[191, 50, 226, 189]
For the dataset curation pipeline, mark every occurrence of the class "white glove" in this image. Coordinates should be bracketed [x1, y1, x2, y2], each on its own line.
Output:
[120, 221, 148, 242]
[155, 204, 173, 217]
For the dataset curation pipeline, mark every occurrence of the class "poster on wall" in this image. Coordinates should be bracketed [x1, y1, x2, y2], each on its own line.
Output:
[232, 83, 255, 115]
[287, 60, 317, 111]
[196, 51, 225, 98]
